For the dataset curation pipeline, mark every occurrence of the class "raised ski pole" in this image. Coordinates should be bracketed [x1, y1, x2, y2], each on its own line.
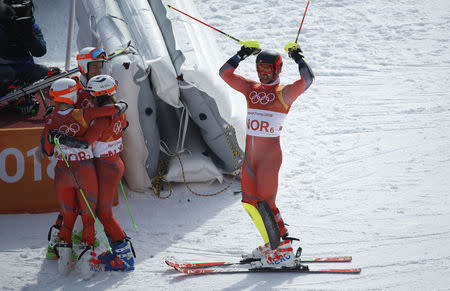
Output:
[54, 137, 112, 252]
[285, 0, 312, 52]
[119, 180, 138, 232]
[295, 0, 311, 43]
[167, 5, 257, 48]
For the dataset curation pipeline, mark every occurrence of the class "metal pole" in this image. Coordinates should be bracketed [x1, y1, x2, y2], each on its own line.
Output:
[295, 0, 311, 43]
[65, 0, 76, 71]
[167, 5, 242, 44]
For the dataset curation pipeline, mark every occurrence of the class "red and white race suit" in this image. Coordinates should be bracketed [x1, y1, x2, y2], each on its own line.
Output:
[220, 62, 307, 237]
[83, 105, 128, 242]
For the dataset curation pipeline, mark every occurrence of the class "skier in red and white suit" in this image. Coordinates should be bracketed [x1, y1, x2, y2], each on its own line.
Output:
[220, 43, 314, 261]
[45, 47, 108, 260]
[40, 78, 127, 277]
[80, 75, 135, 271]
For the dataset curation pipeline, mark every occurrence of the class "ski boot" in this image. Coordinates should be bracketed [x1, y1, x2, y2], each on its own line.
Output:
[99, 237, 136, 271]
[242, 235, 298, 263]
[46, 224, 60, 260]
[96, 236, 114, 265]
[249, 242, 299, 268]
[47, 227, 95, 260]
[77, 244, 102, 280]
[55, 242, 74, 275]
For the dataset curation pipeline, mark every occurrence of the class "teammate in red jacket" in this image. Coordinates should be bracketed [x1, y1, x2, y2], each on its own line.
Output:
[219, 41, 314, 267]
[81, 74, 135, 271]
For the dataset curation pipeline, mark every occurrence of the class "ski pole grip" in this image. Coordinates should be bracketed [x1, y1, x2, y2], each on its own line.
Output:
[239, 40, 261, 50]
[284, 41, 298, 52]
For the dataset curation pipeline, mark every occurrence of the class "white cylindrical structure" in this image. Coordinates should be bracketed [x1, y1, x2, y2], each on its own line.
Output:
[65, 0, 76, 71]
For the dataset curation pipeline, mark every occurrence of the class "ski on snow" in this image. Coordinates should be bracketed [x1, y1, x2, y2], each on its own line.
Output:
[166, 255, 361, 275]
[165, 255, 353, 269]
[172, 265, 361, 275]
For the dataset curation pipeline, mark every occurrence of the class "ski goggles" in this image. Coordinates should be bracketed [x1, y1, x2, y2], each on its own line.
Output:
[76, 47, 108, 61]
[256, 63, 274, 75]
[49, 83, 80, 105]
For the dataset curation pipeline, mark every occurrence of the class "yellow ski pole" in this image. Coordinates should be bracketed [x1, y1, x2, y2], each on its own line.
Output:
[119, 180, 138, 232]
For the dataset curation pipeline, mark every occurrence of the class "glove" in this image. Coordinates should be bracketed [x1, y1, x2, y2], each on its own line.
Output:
[284, 42, 304, 64]
[237, 40, 261, 60]
[47, 131, 63, 145]
[61, 136, 88, 149]
[48, 131, 89, 149]
[115, 100, 128, 114]
[44, 105, 55, 117]
[123, 121, 129, 131]
[289, 48, 304, 64]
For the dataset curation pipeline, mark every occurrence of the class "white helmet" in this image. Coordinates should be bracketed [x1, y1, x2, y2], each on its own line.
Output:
[76, 47, 107, 75]
[86, 75, 118, 97]
[49, 78, 79, 105]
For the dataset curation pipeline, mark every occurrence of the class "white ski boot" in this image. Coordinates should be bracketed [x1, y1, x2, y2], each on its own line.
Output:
[250, 244, 297, 268]
[243, 239, 294, 261]
[46, 225, 60, 260]
[77, 244, 101, 280]
[56, 243, 74, 275]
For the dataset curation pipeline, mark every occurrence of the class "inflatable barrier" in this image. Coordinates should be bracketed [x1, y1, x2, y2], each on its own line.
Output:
[76, 0, 160, 191]
[75, 0, 246, 191]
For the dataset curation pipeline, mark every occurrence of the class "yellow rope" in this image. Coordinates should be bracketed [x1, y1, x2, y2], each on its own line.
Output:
[151, 159, 173, 199]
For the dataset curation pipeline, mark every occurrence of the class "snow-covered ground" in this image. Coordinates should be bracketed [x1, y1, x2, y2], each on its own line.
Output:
[1, 0, 450, 289]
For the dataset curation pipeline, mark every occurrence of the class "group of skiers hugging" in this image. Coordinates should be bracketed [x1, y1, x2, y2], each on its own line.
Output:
[40, 46, 135, 280]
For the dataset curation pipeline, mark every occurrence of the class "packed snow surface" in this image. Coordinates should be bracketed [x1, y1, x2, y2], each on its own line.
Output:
[1, 0, 449, 289]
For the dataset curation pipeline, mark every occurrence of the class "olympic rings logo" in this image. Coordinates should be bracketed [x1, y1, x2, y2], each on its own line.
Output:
[249, 91, 275, 105]
[113, 120, 122, 135]
[58, 123, 80, 137]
